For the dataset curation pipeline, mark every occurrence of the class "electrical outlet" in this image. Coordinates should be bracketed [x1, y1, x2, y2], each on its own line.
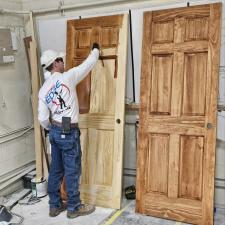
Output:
[3, 55, 14, 63]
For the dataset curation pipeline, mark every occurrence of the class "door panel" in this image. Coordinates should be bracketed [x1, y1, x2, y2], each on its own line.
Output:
[66, 15, 128, 209]
[74, 60, 91, 114]
[89, 60, 116, 113]
[150, 55, 173, 114]
[183, 53, 207, 116]
[146, 134, 169, 194]
[152, 20, 174, 43]
[185, 17, 208, 41]
[179, 135, 204, 200]
[136, 4, 221, 225]
[81, 128, 114, 186]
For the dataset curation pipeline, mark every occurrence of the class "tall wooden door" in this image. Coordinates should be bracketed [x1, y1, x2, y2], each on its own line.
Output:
[66, 15, 128, 209]
[136, 4, 221, 225]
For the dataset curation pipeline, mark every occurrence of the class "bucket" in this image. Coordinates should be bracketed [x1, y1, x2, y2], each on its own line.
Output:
[31, 177, 47, 198]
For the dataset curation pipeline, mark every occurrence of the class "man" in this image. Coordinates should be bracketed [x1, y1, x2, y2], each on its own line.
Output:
[38, 43, 100, 219]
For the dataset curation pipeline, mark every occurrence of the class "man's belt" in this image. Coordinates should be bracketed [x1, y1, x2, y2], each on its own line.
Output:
[52, 120, 79, 128]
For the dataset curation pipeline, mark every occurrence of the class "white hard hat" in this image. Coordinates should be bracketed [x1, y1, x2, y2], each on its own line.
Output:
[40, 49, 65, 69]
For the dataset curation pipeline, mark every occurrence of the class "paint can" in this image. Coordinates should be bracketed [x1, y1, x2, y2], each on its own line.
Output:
[31, 177, 47, 198]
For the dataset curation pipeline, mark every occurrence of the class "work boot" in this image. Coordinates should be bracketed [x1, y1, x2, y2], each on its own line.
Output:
[49, 203, 67, 217]
[67, 204, 95, 219]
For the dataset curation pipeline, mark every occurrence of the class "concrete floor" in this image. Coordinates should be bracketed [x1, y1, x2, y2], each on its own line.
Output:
[10, 195, 115, 225]
[5, 194, 224, 225]
[111, 201, 225, 225]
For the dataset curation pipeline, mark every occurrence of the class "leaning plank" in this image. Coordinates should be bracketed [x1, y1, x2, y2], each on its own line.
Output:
[24, 37, 49, 179]
[29, 41, 43, 178]
[23, 36, 32, 74]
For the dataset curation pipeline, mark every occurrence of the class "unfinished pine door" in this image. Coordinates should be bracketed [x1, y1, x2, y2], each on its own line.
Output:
[136, 4, 221, 225]
[66, 15, 128, 209]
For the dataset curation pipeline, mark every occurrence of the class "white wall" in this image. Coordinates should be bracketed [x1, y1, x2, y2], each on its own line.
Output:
[0, 0, 35, 181]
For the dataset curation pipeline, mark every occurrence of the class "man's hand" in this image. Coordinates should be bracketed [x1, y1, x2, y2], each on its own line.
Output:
[92, 42, 100, 50]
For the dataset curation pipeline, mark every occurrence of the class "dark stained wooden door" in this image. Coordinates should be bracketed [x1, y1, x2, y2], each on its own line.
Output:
[136, 4, 221, 225]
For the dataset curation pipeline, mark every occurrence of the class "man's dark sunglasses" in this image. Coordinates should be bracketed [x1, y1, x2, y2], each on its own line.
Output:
[55, 57, 64, 63]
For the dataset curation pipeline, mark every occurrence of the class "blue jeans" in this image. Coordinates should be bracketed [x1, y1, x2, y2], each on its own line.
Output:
[48, 125, 81, 212]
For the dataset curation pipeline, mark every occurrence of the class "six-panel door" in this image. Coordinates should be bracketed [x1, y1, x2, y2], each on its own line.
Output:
[136, 4, 221, 225]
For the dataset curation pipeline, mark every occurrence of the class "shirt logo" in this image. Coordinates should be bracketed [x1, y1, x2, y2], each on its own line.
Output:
[45, 80, 71, 112]
[45, 80, 61, 104]
[54, 89, 67, 109]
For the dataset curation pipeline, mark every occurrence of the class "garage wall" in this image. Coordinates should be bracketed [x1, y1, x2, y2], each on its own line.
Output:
[0, 0, 35, 184]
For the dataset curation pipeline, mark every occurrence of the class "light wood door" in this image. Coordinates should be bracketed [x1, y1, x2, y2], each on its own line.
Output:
[136, 4, 221, 225]
[66, 15, 128, 209]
